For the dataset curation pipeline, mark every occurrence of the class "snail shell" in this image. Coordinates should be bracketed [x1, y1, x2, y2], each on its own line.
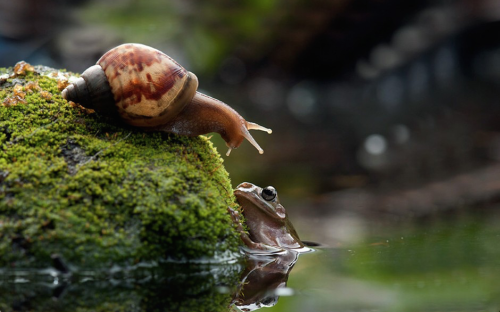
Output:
[62, 43, 271, 156]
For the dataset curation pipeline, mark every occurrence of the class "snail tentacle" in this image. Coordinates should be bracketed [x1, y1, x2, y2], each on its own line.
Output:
[247, 122, 272, 134]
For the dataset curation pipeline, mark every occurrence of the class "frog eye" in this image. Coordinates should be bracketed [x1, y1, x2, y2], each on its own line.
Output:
[261, 186, 277, 201]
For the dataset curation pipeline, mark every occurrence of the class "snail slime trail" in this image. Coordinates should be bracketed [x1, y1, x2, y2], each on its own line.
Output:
[62, 43, 272, 156]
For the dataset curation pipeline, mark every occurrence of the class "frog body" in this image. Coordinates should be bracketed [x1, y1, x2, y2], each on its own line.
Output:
[229, 182, 305, 253]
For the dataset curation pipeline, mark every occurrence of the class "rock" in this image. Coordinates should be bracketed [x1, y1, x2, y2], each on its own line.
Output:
[0, 62, 241, 268]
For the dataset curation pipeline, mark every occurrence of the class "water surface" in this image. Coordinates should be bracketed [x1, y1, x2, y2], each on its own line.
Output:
[3, 211, 500, 312]
[261, 211, 500, 312]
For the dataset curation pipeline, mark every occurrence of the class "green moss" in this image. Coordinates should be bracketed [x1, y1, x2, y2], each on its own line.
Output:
[0, 64, 241, 268]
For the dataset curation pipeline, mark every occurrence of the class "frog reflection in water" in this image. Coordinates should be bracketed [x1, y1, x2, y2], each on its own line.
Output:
[228, 182, 305, 253]
[229, 183, 309, 311]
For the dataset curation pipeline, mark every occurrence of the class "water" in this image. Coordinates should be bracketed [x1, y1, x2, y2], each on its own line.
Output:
[262, 213, 500, 312]
[3, 211, 500, 311]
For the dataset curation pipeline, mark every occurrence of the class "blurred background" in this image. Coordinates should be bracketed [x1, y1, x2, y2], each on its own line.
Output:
[2, 0, 500, 243]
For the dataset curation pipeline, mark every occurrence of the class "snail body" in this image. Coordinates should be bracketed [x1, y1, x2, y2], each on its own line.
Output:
[62, 43, 271, 155]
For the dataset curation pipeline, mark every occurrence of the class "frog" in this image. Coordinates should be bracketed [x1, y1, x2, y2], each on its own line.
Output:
[228, 182, 306, 254]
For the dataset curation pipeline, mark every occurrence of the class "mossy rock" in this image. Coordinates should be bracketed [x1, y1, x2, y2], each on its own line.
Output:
[0, 62, 241, 268]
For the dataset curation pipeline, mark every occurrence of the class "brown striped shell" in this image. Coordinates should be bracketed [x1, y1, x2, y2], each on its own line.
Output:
[63, 43, 198, 128]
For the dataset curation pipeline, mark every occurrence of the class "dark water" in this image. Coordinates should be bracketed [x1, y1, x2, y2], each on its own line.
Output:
[3, 212, 500, 312]
[266, 213, 500, 312]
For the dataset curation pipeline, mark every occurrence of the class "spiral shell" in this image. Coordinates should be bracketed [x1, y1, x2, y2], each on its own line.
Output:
[63, 43, 198, 128]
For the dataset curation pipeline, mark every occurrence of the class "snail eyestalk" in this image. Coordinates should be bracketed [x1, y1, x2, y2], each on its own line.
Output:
[247, 122, 272, 134]
[241, 122, 271, 155]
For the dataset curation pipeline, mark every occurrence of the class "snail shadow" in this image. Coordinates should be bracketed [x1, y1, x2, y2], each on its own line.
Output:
[230, 243, 319, 311]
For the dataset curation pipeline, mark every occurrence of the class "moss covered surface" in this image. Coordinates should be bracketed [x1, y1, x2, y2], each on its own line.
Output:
[0, 63, 241, 268]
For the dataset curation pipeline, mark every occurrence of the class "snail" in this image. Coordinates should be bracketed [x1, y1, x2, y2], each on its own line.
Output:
[61, 43, 272, 156]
